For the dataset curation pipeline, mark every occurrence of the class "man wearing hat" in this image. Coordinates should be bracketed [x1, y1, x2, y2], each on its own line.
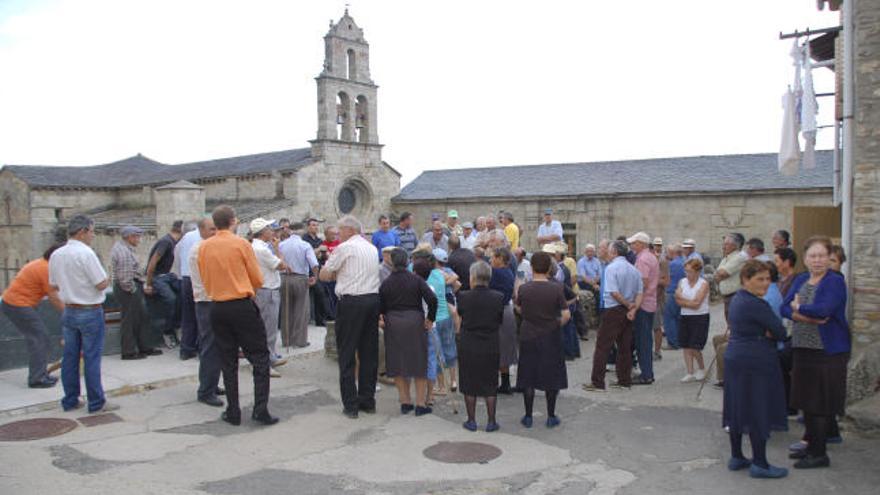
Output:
[536, 209, 563, 247]
[682, 238, 703, 264]
[111, 225, 163, 360]
[443, 210, 463, 239]
[251, 218, 289, 374]
[460, 222, 477, 250]
[628, 231, 659, 385]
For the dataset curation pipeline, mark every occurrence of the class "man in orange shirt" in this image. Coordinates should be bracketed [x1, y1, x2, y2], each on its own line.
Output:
[1, 243, 66, 388]
[197, 205, 277, 426]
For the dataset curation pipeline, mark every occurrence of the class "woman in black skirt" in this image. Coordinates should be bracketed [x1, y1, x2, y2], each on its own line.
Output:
[514, 251, 570, 429]
[781, 236, 851, 469]
[456, 260, 505, 432]
[379, 248, 438, 415]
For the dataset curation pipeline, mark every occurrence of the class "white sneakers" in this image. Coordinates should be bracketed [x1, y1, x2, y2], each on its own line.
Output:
[681, 370, 706, 383]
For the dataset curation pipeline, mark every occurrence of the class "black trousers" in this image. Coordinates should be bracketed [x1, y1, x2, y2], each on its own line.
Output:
[335, 293, 379, 412]
[210, 298, 271, 419]
[310, 284, 330, 326]
[114, 281, 152, 355]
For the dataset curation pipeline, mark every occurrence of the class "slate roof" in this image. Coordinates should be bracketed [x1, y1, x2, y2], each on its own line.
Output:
[394, 151, 834, 201]
[90, 198, 298, 232]
[2, 148, 313, 188]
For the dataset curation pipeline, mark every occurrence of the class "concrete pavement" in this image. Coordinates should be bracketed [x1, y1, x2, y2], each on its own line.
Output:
[1, 307, 878, 494]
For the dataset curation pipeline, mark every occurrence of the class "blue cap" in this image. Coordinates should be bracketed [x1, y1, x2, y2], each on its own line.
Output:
[432, 248, 448, 263]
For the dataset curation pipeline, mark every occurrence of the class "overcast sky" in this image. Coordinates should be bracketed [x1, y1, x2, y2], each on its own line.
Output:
[0, 0, 839, 184]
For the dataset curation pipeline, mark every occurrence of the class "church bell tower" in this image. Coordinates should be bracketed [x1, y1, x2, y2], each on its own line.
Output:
[311, 9, 381, 162]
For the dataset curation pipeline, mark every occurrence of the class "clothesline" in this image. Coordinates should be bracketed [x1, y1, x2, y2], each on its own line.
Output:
[778, 25, 841, 40]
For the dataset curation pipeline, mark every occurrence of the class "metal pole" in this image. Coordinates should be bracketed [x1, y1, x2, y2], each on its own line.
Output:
[841, 0, 855, 298]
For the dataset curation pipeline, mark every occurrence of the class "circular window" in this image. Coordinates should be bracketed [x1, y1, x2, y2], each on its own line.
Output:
[338, 186, 356, 214]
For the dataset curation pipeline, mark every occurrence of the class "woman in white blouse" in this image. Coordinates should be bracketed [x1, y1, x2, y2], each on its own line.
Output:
[675, 258, 711, 383]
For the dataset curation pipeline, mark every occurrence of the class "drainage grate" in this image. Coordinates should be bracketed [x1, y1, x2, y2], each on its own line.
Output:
[422, 441, 502, 464]
[0, 418, 78, 442]
[77, 412, 123, 427]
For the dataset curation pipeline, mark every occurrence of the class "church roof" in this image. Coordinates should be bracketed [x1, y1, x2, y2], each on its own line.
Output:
[394, 151, 834, 201]
[2, 148, 313, 188]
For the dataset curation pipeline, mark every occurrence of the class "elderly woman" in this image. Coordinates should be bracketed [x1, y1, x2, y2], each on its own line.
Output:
[723, 260, 788, 479]
[457, 261, 505, 432]
[674, 258, 710, 383]
[514, 251, 570, 429]
[379, 248, 438, 416]
[781, 236, 851, 470]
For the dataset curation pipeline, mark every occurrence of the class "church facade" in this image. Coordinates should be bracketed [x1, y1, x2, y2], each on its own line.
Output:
[0, 11, 399, 288]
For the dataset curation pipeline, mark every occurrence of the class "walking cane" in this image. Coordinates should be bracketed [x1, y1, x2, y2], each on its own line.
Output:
[283, 274, 291, 356]
[696, 354, 717, 400]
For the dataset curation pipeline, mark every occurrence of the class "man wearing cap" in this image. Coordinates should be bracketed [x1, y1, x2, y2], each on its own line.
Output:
[198, 205, 277, 426]
[443, 210, 463, 239]
[371, 214, 400, 261]
[460, 222, 477, 250]
[279, 222, 319, 348]
[111, 225, 162, 360]
[392, 212, 418, 255]
[536, 209, 563, 247]
[421, 220, 449, 252]
[251, 218, 289, 374]
[176, 221, 203, 360]
[682, 238, 703, 264]
[500, 212, 520, 250]
[628, 231, 659, 385]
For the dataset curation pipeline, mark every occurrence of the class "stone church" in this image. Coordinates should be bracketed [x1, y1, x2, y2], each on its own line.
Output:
[0, 10, 400, 285]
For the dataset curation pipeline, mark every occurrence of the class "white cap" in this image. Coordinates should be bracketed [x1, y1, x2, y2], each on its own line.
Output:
[682, 238, 696, 248]
[250, 217, 275, 233]
[626, 231, 651, 245]
[652, 237, 664, 245]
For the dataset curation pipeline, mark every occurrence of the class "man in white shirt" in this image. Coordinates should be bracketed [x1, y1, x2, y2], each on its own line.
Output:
[460, 222, 477, 250]
[536, 208, 564, 246]
[187, 217, 224, 407]
[175, 222, 201, 360]
[250, 218, 289, 374]
[48, 214, 116, 414]
[319, 215, 380, 419]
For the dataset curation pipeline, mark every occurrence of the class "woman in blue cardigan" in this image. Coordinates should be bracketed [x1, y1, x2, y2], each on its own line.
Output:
[781, 236, 851, 470]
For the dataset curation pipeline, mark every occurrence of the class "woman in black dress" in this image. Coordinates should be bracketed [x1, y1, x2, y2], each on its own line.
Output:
[457, 260, 505, 432]
[379, 248, 438, 416]
[723, 260, 788, 479]
[514, 251, 570, 429]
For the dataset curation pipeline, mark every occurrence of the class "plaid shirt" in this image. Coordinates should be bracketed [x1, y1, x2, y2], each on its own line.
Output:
[111, 240, 144, 293]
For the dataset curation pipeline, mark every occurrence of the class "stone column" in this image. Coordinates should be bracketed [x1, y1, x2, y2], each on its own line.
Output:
[153, 181, 205, 232]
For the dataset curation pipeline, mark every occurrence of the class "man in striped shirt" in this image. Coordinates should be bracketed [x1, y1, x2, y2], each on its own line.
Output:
[198, 205, 277, 426]
[319, 215, 380, 418]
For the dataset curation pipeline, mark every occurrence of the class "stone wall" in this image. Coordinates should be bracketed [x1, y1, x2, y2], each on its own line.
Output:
[847, 0, 880, 403]
[392, 190, 832, 262]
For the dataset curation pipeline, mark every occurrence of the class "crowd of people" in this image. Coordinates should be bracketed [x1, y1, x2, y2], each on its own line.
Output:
[0, 206, 853, 479]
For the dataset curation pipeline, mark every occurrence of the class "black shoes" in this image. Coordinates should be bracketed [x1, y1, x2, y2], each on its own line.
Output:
[415, 405, 433, 416]
[793, 455, 830, 469]
[343, 409, 359, 419]
[632, 376, 655, 385]
[179, 350, 198, 361]
[358, 403, 376, 414]
[121, 353, 146, 360]
[400, 403, 414, 414]
[198, 396, 224, 407]
[252, 412, 279, 426]
[28, 376, 58, 388]
[221, 411, 241, 426]
[141, 348, 163, 356]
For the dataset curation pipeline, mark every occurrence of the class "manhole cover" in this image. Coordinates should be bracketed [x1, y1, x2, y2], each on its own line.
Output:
[77, 413, 123, 427]
[0, 418, 78, 442]
[422, 441, 502, 464]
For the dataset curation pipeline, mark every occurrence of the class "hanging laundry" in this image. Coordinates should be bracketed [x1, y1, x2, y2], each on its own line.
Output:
[800, 42, 819, 169]
[779, 86, 801, 176]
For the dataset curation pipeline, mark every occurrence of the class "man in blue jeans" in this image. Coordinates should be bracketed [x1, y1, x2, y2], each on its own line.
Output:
[48, 214, 117, 414]
[145, 220, 183, 348]
[628, 232, 659, 385]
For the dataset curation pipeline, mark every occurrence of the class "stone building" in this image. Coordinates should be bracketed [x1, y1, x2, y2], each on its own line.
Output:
[0, 10, 399, 289]
[392, 151, 836, 262]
